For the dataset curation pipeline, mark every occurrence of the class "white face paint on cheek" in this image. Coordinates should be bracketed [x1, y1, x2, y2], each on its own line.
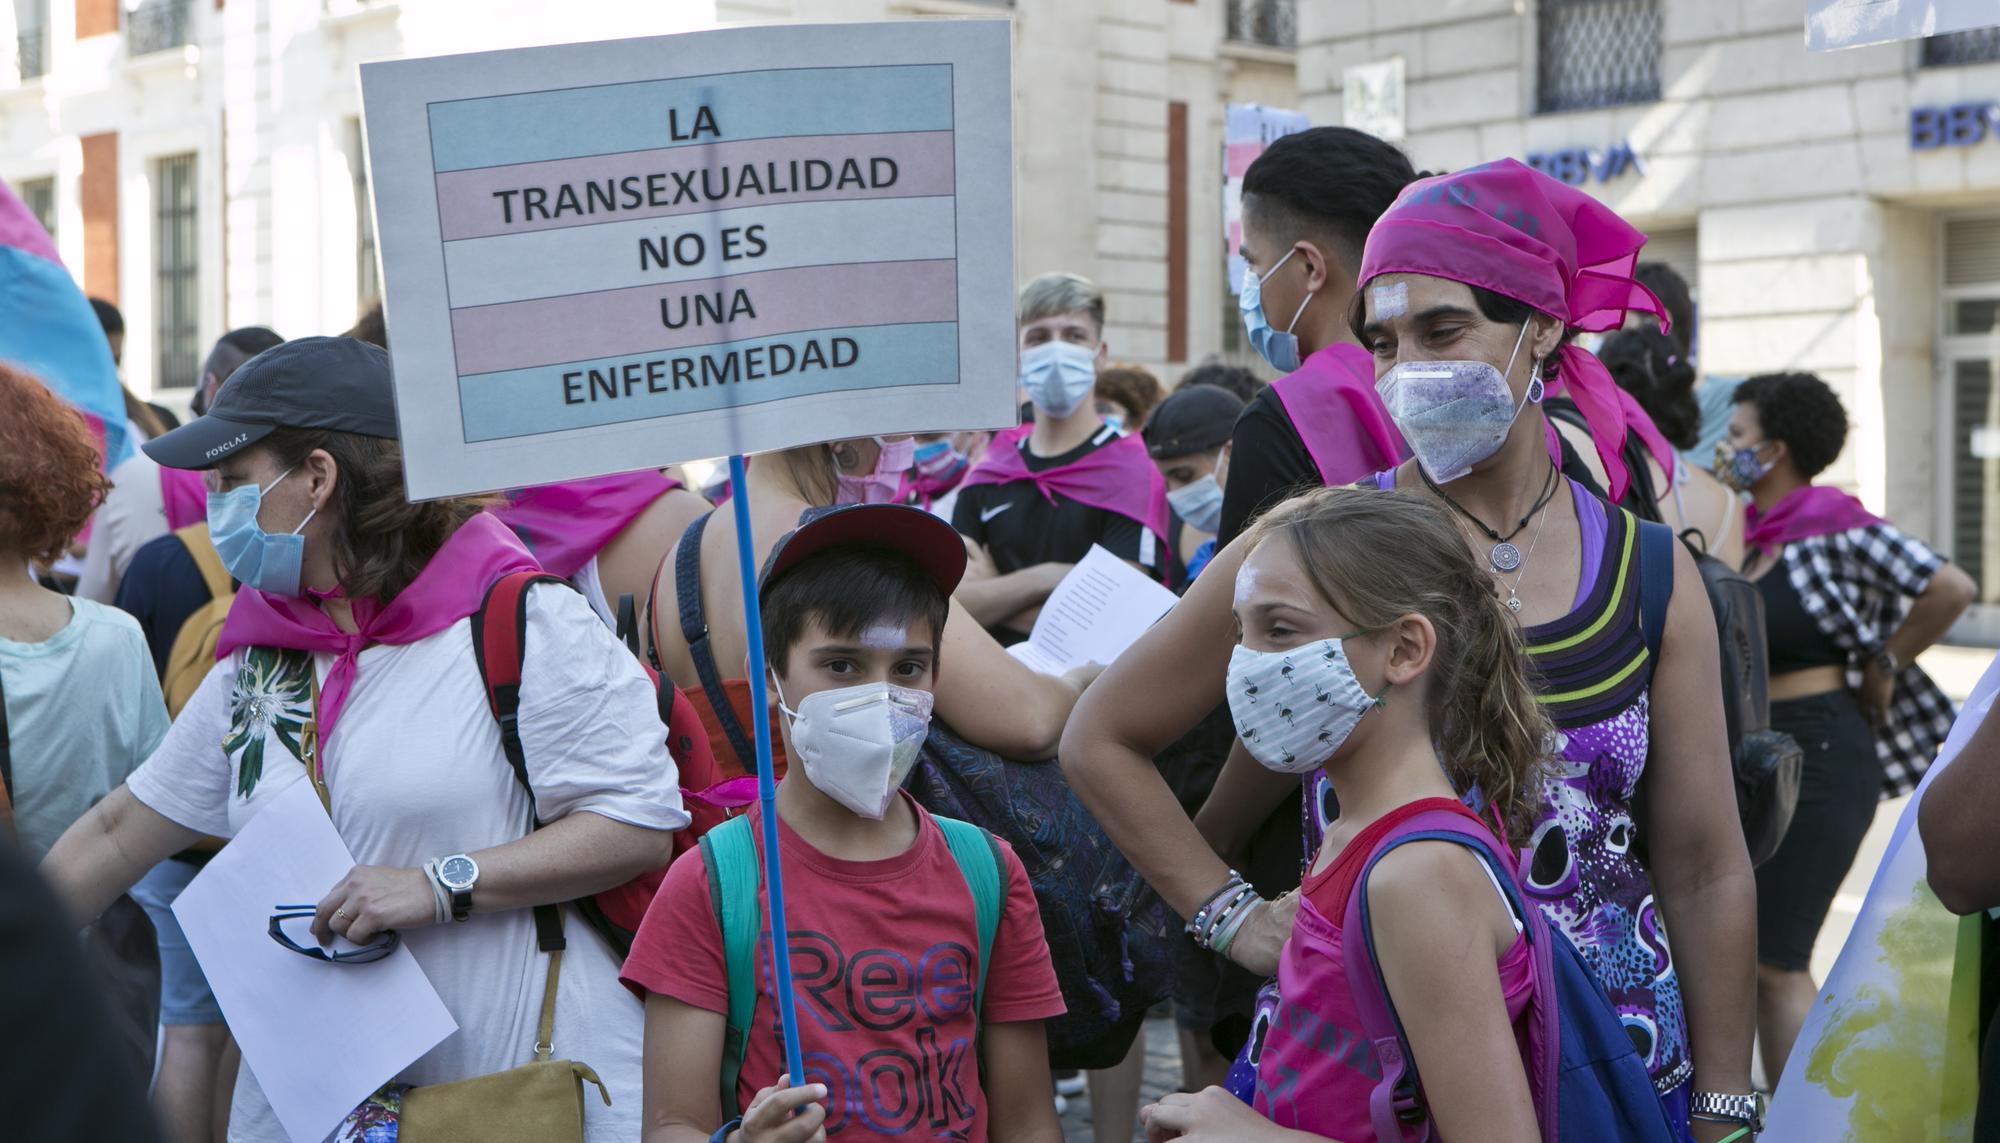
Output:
[1371, 282, 1408, 320]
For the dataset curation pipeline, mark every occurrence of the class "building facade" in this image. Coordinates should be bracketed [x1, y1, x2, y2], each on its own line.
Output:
[1301, 0, 2000, 640]
[0, 0, 1297, 398]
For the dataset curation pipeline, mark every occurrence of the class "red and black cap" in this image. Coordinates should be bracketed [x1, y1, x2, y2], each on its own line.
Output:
[759, 504, 967, 601]
[144, 336, 398, 470]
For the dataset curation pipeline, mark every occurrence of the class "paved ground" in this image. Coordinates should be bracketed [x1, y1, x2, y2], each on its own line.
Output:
[1057, 645, 1997, 1138]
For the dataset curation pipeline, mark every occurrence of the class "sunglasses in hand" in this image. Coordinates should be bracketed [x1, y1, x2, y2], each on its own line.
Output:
[267, 907, 400, 964]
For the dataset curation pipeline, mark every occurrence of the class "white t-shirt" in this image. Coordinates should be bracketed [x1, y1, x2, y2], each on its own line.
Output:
[571, 554, 617, 630]
[0, 597, 169, 860]
[126, 584, 688, 1143]
[77, 452, 170, 604]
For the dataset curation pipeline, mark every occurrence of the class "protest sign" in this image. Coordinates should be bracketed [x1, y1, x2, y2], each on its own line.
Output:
[360, 21, 1015, 500]
[1223, 104, 1309, 295]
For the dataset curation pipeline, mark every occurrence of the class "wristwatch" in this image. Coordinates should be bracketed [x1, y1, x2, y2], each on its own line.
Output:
[436, 853, 479, 923]
[1874, 647, 1901, 674]
[1690, 1090, 1764, 1132]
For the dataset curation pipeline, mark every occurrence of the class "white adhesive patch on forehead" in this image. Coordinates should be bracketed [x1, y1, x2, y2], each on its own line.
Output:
[1371, 282, 1409, 319]
[857, 623, 922, 651]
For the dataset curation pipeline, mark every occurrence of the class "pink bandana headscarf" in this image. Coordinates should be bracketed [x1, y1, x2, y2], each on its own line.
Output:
[1358, 158, 1674, 501]
[217, 513, 540, 760]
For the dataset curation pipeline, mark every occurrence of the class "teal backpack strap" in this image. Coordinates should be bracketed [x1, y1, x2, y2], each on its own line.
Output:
[934, 816, 1005, 1024]
[699, 816, 761, 1118]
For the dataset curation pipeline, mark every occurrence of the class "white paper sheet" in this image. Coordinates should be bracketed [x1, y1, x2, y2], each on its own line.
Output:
[1006, 544, 1180, 676]
[173, 780, 457, 1143]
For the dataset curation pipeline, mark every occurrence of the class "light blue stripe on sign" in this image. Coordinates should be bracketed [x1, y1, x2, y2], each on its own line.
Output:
[459, 321, 960, 442]
[429, 65, 954, 172]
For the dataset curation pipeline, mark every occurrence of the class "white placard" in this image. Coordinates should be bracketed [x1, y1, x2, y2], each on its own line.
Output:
[1808, 0, 2000, 51]
[1006, 545, 1181, 676]
[1343, 57, 1406, 142]
[360, 22, 1017, 500]
[173, 780, 457, 1143]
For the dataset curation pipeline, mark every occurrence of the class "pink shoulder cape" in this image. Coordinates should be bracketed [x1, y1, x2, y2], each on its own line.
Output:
[1744, 485, 1883, 553]
[217, 513, 540, 758]
[491, 471, 681, 579]
[1269, 343, 1408, 485]
[960, 425, 1171, 573]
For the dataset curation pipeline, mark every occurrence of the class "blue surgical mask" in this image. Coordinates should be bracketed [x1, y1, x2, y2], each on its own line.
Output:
[206, 467, 317, 597]
[1019, 341, 1098, 418]
[1239, 248, 1313, 374]
[1167, 472, 1224, 534]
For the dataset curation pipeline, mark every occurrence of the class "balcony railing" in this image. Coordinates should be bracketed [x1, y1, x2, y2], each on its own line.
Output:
[1537, 0, 1661, 113]
[126, 0, 192, 56]
[1227, 0, 1296, 50]
[16, 26, 46, 79]
[1923, 26, 2000, 67]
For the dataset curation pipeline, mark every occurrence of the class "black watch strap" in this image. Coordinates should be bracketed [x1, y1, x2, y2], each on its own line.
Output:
[449, 887, 472, 922]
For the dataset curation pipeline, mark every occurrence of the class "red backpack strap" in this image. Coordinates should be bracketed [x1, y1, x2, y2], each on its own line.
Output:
[470, 569, 572, 952]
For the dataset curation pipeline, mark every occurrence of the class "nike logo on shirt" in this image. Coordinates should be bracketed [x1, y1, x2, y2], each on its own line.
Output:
[981, 503, 1013, 523]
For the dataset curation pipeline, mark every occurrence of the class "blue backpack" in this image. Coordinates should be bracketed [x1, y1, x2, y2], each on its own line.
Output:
[1342, 809, 1676, 1142]
[697, 813, 1005, 1116]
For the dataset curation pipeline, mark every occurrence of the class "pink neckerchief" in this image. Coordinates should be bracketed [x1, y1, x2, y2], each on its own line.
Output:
[160, 465, 208, 531]
[216, 513, 540, 759]
[490, 471, 681, 579]
[1270, 343, 1409, 486]
[1542, 345, 1676, 502]
[1744, 485, 1882, 554]
[959, 424, 1171, 566]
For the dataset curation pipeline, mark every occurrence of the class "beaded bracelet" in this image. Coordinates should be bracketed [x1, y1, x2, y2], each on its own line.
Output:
[1185, 873, 1246, 940]
[1186, 875, 1263, 951]
[1208, 891, 1260, 956]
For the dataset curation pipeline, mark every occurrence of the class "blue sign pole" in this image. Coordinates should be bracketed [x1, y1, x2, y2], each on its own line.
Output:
[725, 452, 807, 1087]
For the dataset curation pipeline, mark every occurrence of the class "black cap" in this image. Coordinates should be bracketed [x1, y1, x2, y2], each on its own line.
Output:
[759, 504, 967, 601]
[144, 336, 398, 470]
[1144, 385, 1245, 459]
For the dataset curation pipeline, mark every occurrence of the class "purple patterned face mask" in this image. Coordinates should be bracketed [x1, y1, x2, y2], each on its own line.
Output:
[1375, 321, 1537, 485]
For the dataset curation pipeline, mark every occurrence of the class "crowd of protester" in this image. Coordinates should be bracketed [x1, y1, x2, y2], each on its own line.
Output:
[5, 122, 1997, 1143]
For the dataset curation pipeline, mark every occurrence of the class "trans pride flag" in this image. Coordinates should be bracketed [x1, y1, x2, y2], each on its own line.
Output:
[0, 179, 129, 468]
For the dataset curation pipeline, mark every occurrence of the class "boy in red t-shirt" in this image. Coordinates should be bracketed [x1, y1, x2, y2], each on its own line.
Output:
[621, 503, 1066, 1143]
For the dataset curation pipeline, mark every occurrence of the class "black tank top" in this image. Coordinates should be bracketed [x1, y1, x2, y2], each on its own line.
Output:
[1758, 561, 1847, 675]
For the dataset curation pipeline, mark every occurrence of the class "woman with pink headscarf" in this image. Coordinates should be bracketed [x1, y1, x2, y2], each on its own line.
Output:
[1063, 160, 1757, 1142]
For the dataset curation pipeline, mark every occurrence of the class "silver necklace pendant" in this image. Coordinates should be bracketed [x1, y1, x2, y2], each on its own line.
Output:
[1506, 595, 1524, 614]
[1490, 542, 1523, 573]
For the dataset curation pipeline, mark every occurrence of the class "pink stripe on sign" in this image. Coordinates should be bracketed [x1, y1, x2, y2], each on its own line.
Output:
[435, 131, 958, 242]
[1225, 141, 1264, 179]
[451, 258, 959, 376]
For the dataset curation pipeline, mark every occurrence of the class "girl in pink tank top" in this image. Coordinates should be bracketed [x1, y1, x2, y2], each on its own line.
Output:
[1142, 488, 1554, 1143]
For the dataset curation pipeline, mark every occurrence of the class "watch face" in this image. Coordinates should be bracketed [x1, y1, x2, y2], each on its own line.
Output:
[439, 855, 477, 891]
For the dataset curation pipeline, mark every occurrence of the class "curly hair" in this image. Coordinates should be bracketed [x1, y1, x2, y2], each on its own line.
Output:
[1600, 327, 1699, 449]
[0, 365, 112, 564]
[257, 427, 484, 604]
[1094, 363, 1165, 426]
[1733, 371, 1849, 479]
[1243, 488, 1555, 845]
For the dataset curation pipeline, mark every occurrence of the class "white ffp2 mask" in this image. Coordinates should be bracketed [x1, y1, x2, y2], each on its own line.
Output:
[777, 681, 934, 819]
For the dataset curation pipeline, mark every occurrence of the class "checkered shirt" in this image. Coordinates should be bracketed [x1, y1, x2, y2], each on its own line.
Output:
[1781, 523, 1957, 797]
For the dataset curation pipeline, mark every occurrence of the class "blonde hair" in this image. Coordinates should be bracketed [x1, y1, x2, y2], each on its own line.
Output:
[1244, 488, 1553, 842]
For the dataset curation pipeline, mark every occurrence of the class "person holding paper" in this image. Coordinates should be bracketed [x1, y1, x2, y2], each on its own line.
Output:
[952, 274, 1171, 642]
[43, 337, 690, 1143]
[647, 435, 1090, 773]
[624, 503, 1066, 1143]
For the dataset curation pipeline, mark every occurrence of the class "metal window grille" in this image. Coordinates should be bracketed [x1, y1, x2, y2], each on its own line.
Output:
[1537, 0, 1661, 113]
[1923, 26, 2000, 67]
[349, 121, 379, 307]
[1226, 0, 1296, 49]
[126, 0, 192, 56]
[153, 153, 200, 392]
[18, 177, 55, 242]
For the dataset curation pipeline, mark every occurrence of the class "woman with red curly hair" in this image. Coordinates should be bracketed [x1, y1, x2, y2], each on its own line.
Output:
[0, 364, 170, 859]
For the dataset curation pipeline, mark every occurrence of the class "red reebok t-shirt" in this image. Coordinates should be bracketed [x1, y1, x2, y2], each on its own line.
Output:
[620, 793, 1065, 1141]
